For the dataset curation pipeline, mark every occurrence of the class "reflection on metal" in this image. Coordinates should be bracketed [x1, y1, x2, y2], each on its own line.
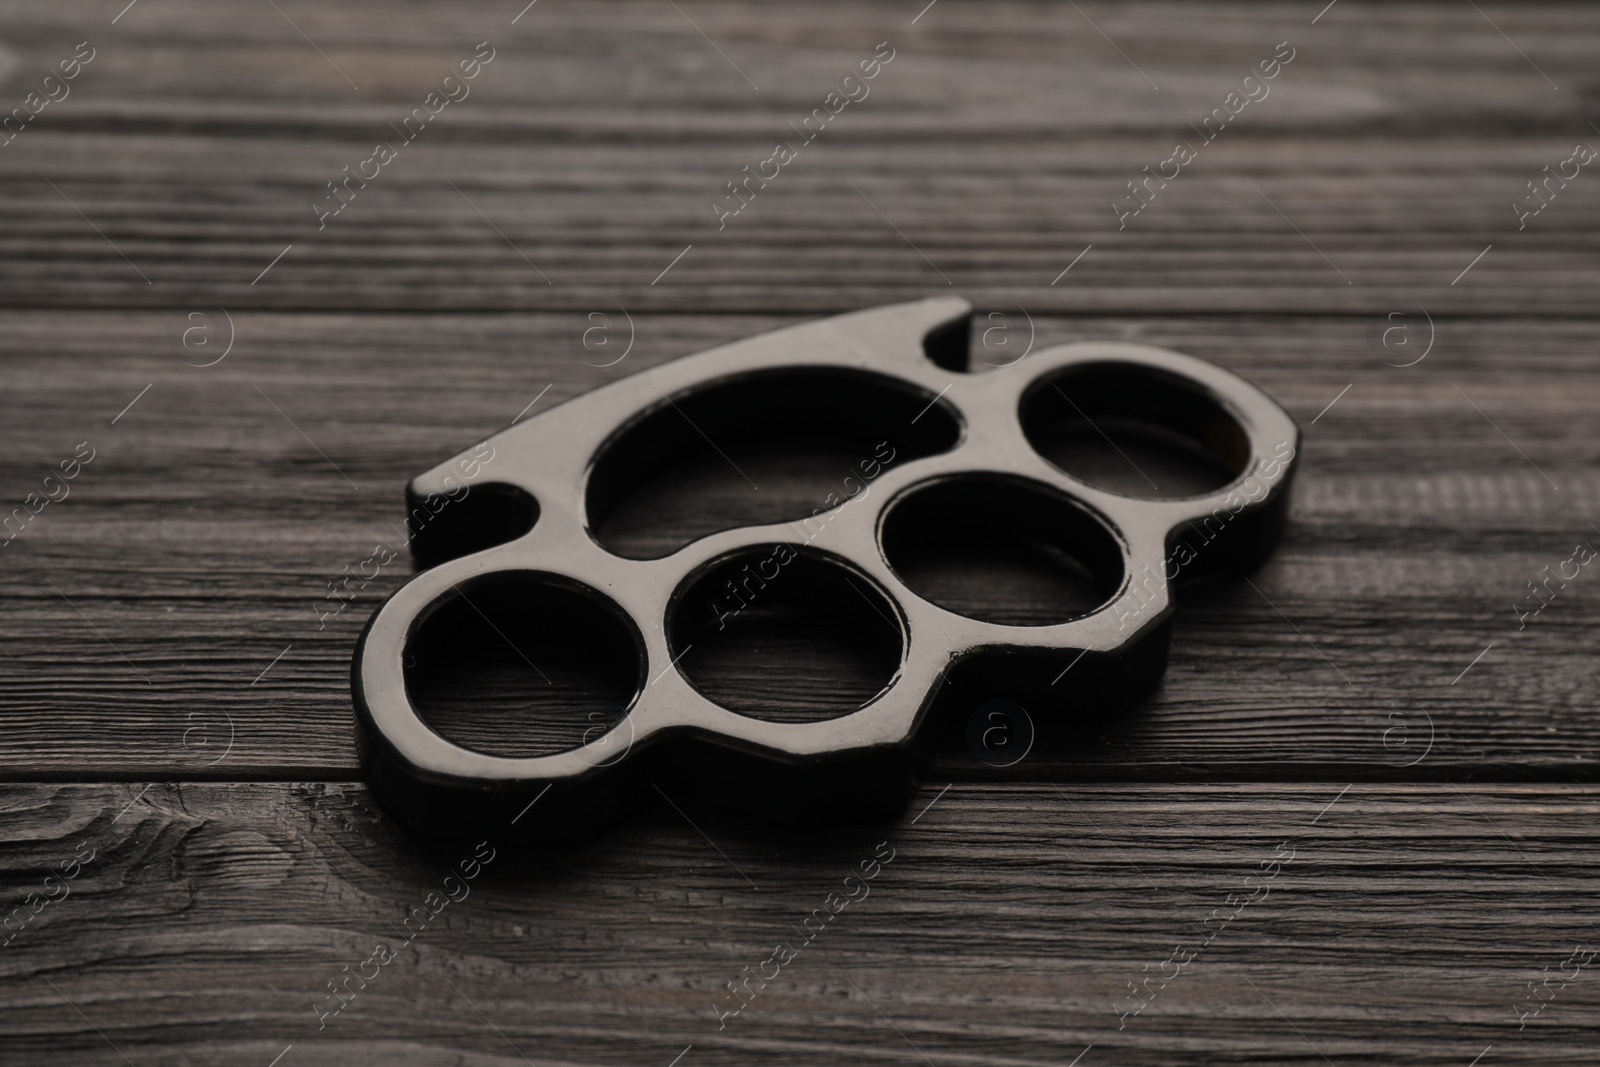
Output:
[353, 298, 1300, 840]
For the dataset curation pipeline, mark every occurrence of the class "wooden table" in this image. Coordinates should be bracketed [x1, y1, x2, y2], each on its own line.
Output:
[3, 1, 1598, 1063]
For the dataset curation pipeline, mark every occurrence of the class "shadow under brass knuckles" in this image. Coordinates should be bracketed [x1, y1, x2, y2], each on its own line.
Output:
[352, 297, 1300, 841]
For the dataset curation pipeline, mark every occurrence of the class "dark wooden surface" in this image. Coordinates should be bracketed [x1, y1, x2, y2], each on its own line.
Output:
[3, 1, 1599, 1063]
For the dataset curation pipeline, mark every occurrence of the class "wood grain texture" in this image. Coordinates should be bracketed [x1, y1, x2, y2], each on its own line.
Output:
[3, 782, 1598, 1066]
[1, 0, 1597, 1062]
[0, 1, 1595, 314]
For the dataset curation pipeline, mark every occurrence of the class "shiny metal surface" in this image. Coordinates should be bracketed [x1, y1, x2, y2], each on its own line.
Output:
[352, 297, 1300, 839]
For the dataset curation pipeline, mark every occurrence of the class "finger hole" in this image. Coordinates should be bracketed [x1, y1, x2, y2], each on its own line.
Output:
[404, 573, 642, 758]
[667, 547, 904, 723]
[881, 476, 1125, 625]
[1020, 362, 1250, 499]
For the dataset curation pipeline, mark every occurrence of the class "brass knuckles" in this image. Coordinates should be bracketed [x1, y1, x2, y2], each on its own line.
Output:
[353, 297, 1301, 839]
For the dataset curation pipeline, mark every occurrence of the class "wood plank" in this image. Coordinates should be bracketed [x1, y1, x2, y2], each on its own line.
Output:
[0, 2, 1592, 314]
[6, 133, 1595, 316]
[1, 781, 1595, 1065]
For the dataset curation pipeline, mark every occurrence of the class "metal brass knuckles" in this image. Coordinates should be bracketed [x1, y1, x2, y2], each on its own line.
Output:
[353, 297, 1300, 840]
